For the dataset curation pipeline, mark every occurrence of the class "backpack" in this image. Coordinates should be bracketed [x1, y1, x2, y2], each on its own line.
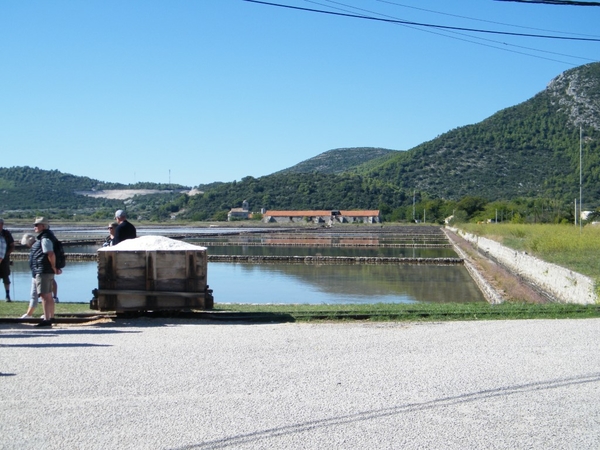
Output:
[54, 238, 66, 269]
[48, 234, 66, 269]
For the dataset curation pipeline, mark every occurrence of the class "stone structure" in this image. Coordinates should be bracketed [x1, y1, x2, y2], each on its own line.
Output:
[227, 200, 251, 221]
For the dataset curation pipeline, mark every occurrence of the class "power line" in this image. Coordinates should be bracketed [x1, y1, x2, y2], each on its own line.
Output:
[243, 0, 600, 42]
[496, 1, 600, 6]
[377, 0, 600, 38]
[310, 0, 596, 65]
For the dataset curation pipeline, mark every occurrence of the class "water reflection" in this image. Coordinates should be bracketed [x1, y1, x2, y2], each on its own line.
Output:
[214, 263, 485, 304]
[8, 259, 485, 305]
[8, 226, 486, 305]
[10, 260, 97, 304]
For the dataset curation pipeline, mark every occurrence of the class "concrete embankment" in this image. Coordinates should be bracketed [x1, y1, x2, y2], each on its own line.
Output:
[443, 229, 504, 305]
[11, 252, 96, 262]
[447, 227, 597, 305]
[12, 253, 463, 265]
[207, 255, 462, 264]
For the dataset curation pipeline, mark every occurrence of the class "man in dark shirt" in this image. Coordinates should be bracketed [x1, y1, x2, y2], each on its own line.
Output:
[113, 210, 137, 245]
[0, 218, 15, 301]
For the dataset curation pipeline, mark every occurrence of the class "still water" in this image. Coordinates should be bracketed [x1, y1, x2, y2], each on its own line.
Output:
[9, 259, 486, 305]
[8, 226, 486, 305]
[67, 244, 456, 259]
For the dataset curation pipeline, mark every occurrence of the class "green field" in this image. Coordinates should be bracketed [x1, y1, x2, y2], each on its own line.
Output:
[458, 223, 600, 282]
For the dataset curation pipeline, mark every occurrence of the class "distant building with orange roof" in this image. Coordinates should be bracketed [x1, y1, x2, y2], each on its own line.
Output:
[262, 209, 380, 224]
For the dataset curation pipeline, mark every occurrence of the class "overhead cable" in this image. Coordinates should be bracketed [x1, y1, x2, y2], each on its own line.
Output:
[243, 0, 600, 42]
[377, 0, 600, 38]
[311, 0, 596, 65]
[495, 0, 600, 6]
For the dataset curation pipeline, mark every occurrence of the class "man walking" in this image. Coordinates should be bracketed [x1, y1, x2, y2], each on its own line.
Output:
[0, 218, 15, 302]
[32, 217, 61, 327]
[113, 210, 137, 245]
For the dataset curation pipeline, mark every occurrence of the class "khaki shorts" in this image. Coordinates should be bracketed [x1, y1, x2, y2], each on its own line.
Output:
[35, 273, 55, 296]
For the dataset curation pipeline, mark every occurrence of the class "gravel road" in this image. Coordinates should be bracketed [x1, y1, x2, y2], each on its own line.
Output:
[1, 318, 599, 449]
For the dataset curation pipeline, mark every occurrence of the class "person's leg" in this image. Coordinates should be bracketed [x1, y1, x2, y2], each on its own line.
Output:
[35, 274, 55, 325]
[52, 279, 59, 303]
[22, 278, 39, 318]
[1, 272, 10, 301]
[40, 292, 54, 322]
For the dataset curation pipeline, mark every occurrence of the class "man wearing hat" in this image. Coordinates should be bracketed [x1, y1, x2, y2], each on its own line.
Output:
[32, 217, 61, 327]
[112, 210, 136, 245]
[0, 218, 15, 302]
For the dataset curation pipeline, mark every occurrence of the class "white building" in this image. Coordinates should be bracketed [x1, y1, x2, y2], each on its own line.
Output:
[227, 200, 251, 221]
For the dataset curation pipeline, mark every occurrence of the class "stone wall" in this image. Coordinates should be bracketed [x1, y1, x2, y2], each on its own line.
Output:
[448, 227, 597, 305]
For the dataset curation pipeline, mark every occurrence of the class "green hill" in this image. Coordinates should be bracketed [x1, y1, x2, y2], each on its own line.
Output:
[0, 166, 190, 215]
[179, 62, 600, 220]
[275, 147, 400, 175]
[363, 62, 600, 203]
[2, 62, 600, 222]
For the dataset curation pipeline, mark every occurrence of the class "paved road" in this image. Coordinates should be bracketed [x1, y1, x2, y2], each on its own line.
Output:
[1, 318, 599, 449]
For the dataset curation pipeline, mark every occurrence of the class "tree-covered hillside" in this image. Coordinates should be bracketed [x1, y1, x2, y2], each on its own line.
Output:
[2, 63, 600, 223]
[275, 147, 400, 175]
[181, 173, 405, 221]
[177, 63, 600, 220]
[0, 166, 190, 213]
[0, 167, 120, 211]
[363, 62, 600, 204]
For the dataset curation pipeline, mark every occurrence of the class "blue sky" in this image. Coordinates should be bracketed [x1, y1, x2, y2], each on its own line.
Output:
[1, 0, 599, 188]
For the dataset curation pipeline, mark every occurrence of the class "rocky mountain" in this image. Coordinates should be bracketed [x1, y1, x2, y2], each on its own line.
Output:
[547, 62, 600, 131]
[363, 62, 600, 202]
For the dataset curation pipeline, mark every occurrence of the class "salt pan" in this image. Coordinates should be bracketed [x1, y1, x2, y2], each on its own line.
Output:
[98, 235, 206, 251]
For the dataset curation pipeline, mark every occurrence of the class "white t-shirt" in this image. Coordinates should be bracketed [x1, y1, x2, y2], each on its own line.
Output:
[41, 238, 54, 254]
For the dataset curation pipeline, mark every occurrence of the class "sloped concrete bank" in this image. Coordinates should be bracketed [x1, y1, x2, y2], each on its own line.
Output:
[442, 229, 504, 305]
[447, 226, 597, 305]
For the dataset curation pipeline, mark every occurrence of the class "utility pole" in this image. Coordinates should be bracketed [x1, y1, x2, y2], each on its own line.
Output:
[412, 190, 416, 223]
[580, 126, 583, 233]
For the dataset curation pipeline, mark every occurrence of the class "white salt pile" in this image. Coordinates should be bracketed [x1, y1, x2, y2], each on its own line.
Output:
[98, 235, 206, 251]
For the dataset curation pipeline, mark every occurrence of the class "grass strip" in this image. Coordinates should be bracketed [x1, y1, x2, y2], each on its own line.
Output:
[2, 301, 599, 322]
[3, 301, 597, 322]
[214, 302, 600, 321]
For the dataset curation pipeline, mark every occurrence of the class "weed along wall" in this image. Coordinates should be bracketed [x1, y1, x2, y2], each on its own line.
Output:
[94, 236, 213, 312]
[448, 227, 597, 305]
